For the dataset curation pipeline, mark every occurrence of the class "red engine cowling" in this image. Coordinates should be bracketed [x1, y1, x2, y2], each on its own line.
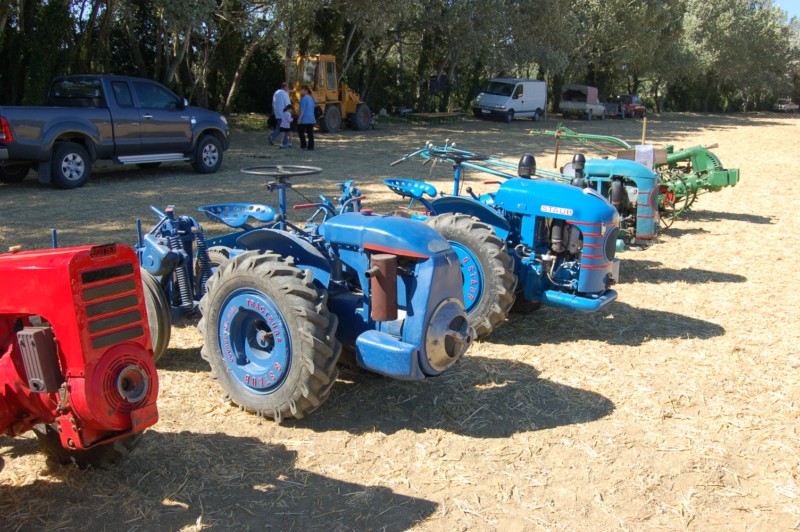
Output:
[0, 244, 158, 453]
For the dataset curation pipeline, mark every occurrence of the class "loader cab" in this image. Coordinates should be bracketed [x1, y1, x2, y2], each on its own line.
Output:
[287, 54, 339, 107]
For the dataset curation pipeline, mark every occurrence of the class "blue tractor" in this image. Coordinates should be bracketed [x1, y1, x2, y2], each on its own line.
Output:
[137, 166, 474, 422]
[386, 145, 620, 340]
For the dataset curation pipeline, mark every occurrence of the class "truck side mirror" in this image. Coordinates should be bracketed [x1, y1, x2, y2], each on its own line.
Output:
[180, 98, 189, 109]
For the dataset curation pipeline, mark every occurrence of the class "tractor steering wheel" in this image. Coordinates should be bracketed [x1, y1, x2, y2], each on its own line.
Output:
[426, 149, 489, 164]
[240, 165, 322, 179]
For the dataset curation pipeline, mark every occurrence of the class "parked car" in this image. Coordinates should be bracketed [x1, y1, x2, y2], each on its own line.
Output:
[559, 84, 606, 120]
[472, 78, 547, 122]
[0, 75, 230, 188]
[618, 94, 646, 118]
[773, 98, 799, 113]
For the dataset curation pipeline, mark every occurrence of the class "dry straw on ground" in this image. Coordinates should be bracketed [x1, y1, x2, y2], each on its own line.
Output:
[1, 113, 799, 530]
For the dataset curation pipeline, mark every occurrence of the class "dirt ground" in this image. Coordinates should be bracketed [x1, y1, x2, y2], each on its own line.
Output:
[1, 112, 799, 531]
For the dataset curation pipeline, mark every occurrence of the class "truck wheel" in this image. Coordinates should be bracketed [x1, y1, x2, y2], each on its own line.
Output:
[425, 214, 516, 339]
[141, 268, 171, 362]
[192, 135, 223, 174]
[351, 103, 371, 131]
[0, 164, 30, 183]
[320, 106, 342, 133]
[52, 142, 91, 189]
[505, 109, 515, 123]
[473, 109, 482, 119]
[33, 424, 142, 469]
[531, 110, 541, 122]
[198, 251, 341, 422]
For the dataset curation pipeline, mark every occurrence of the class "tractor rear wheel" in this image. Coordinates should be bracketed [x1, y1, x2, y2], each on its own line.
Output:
[33, 424, 142, 469]
[141, 268, 171, 362]
[425, 214, 516, 339]
[198, 251, 341, 422]
[0, 164, 30, 183]
[320, 106, 342, 133]
[351, 103, 372, 130]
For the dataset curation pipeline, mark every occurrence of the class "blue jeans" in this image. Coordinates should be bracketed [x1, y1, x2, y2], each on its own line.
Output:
[270, 120, 282, 142]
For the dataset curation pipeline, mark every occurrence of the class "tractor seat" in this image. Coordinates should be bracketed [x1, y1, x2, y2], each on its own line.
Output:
[198, 203, 277, 228]
[383, 179, 436, 201]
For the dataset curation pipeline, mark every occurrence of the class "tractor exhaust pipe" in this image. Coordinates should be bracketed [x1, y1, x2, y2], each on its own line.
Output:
[365, 254, 398, 321]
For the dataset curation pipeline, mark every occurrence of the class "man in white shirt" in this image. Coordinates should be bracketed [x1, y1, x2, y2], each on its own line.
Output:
[269, 82, 291, 145]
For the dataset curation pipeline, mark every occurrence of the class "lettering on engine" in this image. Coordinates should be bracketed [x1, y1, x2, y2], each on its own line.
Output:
[541, 205, 574, 216]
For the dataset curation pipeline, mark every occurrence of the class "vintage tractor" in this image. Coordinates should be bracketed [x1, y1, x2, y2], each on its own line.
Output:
[386, 143, 620, 340]
[286, 54, 372, 132]
[138, 166, 474, 422]
[529, 124, 740, 223]
[0, 244, 159, 468]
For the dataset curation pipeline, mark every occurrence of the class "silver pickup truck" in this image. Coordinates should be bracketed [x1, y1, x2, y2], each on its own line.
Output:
[0, 75, 230, 188]
[559, 84, 606, 120]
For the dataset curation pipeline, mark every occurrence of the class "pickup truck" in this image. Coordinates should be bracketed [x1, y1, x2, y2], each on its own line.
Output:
[559, 84, 606, 120]
[0, 75, 230, 188]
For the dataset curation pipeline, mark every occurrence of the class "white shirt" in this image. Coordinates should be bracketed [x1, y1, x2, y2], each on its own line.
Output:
[272, 89, 291, 118]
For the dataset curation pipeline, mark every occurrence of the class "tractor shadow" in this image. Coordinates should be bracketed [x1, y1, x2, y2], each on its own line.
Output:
[492, 301, 725, 348]
[0, 431, 437, 531]
[661, 226, 709, 238]
[679, 209, 774, 225]
[622, 259, 747, 284]
[295, 356, 614, 438]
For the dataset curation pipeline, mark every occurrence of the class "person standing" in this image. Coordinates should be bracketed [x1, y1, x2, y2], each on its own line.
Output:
[279, 105, 293, 149]
[269, 82, 291, 146]
[297, 85, 316, 151]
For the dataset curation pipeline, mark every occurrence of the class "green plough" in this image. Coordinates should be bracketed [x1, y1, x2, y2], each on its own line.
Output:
[530, 124, 740, 221]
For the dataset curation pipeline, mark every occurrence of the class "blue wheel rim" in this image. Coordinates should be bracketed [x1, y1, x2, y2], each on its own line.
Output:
[450, 241, 484, 314]
[217, 288, 291, 394]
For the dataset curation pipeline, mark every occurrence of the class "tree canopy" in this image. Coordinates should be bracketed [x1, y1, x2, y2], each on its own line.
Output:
[1, 0, 797, 113]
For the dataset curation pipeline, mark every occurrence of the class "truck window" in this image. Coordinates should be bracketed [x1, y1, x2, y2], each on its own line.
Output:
[326, 61, 336, 90]
[513, 84, 523, 99]
[482, 81, 515, 97]
[112, 82, 134, 108]
[301, 60, 318, 85]
[133, 82, 180, 109]
[48, 78, 105, 107]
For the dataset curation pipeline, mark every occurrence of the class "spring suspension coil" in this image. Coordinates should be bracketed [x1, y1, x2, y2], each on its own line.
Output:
[194, 232, 212, 296]
[168, 235, 194, 312]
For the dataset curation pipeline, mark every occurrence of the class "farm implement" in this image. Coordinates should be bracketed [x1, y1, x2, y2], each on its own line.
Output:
[386, 143, 620, 340]
[0, 244, 159, 467]
[136, 165, 474, 422]
[530, 124, 740, 223]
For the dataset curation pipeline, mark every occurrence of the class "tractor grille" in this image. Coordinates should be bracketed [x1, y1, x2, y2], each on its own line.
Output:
[80, 263, 145, 351]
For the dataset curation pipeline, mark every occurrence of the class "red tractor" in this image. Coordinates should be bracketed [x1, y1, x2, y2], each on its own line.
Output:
[0, 244, 159, 468]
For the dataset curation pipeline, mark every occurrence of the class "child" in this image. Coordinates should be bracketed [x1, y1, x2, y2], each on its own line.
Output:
[279, 105, 293, 148]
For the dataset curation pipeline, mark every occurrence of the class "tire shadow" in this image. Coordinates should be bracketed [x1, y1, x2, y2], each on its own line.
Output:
[0, 431, 437, 531]
[293, 355, 614, 437]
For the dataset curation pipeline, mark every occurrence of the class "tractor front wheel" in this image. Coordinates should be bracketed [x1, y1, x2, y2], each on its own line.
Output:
[198, 251, 341, 422]
[141, 268, 171, 362]
[351, 103, 372, 130]
[321, 106, 342, 133]
[425, 214, 516, 339]
[33, 424, 142, 469]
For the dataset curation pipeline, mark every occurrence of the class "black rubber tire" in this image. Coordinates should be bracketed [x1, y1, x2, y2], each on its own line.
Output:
[505, 109, 515, 123]
[473, 109, 482, 119]
[351, 103, 371, 131]
[33, 424, 142, 469]
[51, 142, 91, 189]
[320, 106, 342, 133]
[192, 135, 223, 174]
[0, 164, 30, 183]
[198, 251, 341, 422]
[136, 162, 162, 169]
[531, 110, 541, 122]
[140, 268, 171, 362]
[194, 246, 232, 296]
[425, 214, 516, 339]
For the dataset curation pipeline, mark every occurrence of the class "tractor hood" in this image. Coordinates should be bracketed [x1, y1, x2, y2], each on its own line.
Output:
[493, 177, 618, 225]
[585, 158, 658, 182]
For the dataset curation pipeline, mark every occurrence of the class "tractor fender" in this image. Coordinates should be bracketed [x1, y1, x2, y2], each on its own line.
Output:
[430, 195, 511, 240]
[234, 229, 332, 288]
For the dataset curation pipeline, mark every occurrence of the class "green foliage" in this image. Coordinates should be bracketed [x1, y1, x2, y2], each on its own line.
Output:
[0, 0, 797, 112]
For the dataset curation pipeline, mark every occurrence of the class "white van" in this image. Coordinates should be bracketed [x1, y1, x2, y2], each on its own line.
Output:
[472, 78, 547, 123]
